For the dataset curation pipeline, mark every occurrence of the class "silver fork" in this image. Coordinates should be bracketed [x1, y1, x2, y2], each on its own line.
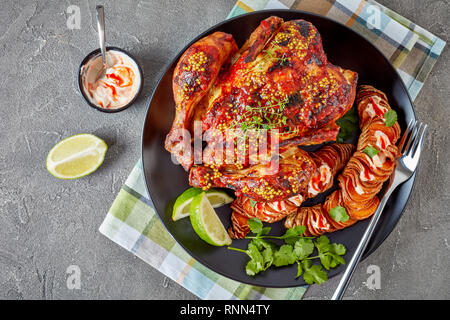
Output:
[331, 119, 428, 300]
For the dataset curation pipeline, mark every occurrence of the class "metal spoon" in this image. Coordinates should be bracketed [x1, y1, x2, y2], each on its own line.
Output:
[95, 5, 108, 73]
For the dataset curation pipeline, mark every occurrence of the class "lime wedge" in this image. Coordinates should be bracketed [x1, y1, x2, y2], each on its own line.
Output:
[172, 188, 203, 221]
[46, 134, 107, 179]
[172, 188, 233, 221]
[189, 192, 232, 246]
[205, 190, 234, 208]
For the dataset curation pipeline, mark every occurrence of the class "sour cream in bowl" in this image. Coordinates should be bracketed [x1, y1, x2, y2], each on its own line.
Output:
[78, 47, 143, 112]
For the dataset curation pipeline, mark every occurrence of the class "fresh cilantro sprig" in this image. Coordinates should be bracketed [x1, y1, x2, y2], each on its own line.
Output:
[363, 145, 380, 158]
[246, 218, 308, 243]
[228, 218, 347, 284]
[314, 235, 346, 271]
[299, 260, 328, 284]
[384, 109, 397, 127]
[329, 205, 349, 222]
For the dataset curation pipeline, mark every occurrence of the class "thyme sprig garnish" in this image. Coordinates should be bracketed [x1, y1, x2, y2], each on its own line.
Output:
[263, 44, 289, 65]
[256, 43, 289, 71]
[237, 96, 290, 133]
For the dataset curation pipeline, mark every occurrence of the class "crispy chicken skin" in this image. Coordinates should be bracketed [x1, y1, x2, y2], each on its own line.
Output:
[165, 32, 238, 170]
[234, 16, 284, 64]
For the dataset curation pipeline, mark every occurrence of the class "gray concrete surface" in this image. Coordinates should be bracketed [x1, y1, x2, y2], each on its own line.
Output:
[0, 0, 448, 300]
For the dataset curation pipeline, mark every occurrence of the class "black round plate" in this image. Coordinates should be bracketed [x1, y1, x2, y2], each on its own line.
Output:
[141, 9, 416, 287]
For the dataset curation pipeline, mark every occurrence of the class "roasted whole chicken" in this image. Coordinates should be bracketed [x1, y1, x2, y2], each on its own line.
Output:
[165, 16, 358, 173]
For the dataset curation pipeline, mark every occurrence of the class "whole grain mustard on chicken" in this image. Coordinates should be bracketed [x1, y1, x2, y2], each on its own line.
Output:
[165, 16, 358, 201]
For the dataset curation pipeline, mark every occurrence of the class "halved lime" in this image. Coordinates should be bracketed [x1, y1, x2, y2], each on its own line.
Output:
[46, 134, 107, 179]
[189, 192, 232, 246]
[172, 188, 233, 221]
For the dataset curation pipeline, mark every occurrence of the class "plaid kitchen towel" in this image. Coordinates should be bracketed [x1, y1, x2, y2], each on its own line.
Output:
[99, 0, 445, 300]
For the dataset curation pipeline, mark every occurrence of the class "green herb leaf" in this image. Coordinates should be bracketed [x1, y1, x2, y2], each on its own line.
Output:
[280, 225, 306, 244]
[252, 239, 275, 270]
[336, 106, 359, 143]
[245, 242, 264, 276]
[314, 235, 331, 253]
[296, 261, 303, 279]
[302, 261, 328, 285]
[264, 49, 274, 59]
[363, 146, 380, 158]
[273, 244, 297, 267]
[247, 217, 262, 234]
[244, 239, 277, 276]
[319, 252, 332, 270]
[327, 243, 347, 269]
[249, 199, 257, 208]
[252, 116, 262, 124]
[330, 243, 346, 256]
[384, 109, 397, 127]
[314, 236, 347, 270]
[247, 242, 263, 263]
[260, 227, 271, 236]
[293, 237, 315, 260]
[329, 206, 350, 223]
[245, 260, 259, 276]
[329, 253, 345, 269]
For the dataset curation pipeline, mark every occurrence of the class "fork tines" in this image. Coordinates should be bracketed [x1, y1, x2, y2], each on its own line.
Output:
[399, 119, 427, 165]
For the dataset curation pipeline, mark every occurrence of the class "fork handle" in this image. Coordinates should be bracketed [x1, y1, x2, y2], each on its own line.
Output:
[331, 187, 395, 300]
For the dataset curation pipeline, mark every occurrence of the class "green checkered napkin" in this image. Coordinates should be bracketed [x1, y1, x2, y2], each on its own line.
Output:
[99, 0, 445, 300]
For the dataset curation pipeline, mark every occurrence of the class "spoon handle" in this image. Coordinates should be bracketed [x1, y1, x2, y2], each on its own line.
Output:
[96, 5, 107, 66]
